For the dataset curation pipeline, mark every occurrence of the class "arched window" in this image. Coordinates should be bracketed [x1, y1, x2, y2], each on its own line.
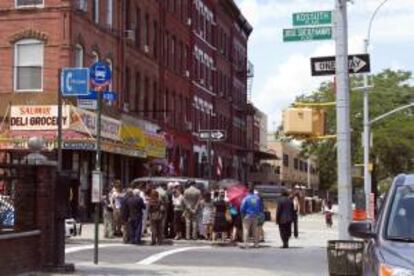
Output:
[75, 44, 84, 67]
[91, 50, 99, 64]
[14, 39, 44, 91]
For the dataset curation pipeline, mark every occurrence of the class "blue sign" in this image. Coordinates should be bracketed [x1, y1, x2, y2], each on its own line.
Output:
[61, 68, 90, 96]
[78, 91, 118, 101]
[90, 61, 112, 86]
[103, 91, 117, 101]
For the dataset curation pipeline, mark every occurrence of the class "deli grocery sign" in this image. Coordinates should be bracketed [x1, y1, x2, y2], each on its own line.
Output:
[10, 105, 70, 130]
[10, 105, 122, 142]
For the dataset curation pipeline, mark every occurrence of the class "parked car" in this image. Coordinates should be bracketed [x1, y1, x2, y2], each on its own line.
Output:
[349, 173, 414, 276]
[130, 177, 211, 192]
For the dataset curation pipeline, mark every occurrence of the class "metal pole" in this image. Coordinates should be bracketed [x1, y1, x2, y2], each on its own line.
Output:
[307, 158, 311, 189]
[362, 39, 371, 219]
[94, 88, 102, 264]
[57, 69, 63, 173]
[335, 0, 353, 240]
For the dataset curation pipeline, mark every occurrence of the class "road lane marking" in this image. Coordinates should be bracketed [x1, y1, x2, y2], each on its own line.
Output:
[136, 246, 210, 265]
[65, 243, 129, 254]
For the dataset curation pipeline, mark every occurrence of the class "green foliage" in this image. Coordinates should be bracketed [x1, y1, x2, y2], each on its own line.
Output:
[284, 69, 414, 191]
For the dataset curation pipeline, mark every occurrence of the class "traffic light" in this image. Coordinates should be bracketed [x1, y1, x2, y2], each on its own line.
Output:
[283, 107, 325, 137]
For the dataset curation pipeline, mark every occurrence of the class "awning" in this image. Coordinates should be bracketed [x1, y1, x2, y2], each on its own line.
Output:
[0, 130, 146, 158]
[254, 150, 279, 160]
[145, 133, 166, 159]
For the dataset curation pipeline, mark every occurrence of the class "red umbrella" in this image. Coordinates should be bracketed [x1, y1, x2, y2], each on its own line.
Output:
[227, 184, 248, 209]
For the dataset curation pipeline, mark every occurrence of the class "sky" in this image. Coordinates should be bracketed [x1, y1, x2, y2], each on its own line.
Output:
[235, 0, 414, 131]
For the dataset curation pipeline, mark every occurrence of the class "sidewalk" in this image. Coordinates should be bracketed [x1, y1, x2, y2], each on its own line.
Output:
[67, 212, 337, 248]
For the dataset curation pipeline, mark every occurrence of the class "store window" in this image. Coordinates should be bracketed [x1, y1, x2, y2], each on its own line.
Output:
[14, 39, 44, 92]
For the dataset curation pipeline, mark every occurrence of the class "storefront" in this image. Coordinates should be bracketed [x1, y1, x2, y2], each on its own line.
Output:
[0, 104, 167, 221]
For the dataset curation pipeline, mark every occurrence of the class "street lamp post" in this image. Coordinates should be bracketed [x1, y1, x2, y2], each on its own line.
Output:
[363, 0, 390, 220]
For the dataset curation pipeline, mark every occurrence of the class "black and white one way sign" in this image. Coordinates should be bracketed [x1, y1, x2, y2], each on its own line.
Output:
[310, 54, 370, 76]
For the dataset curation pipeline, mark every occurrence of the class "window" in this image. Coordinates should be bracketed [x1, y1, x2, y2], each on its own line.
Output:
[106, 0, 113, 27]
[106, 58, 113, 91]
[16, 0, 43, 8]
[91, 51, 99, 64]
[283, 154, 289, 167]
[171, 36, 176, 71]
[164, 31, 169, 67]
[93, 0, 99, 24]
[135, 72, 141, 111]
[75, 44, 84, 67]
[144, 13, 149, 47]
[124, 67, 130, 109]
[135, 8, 141, 48]
[153, 21, 158, 59]
[14, 39, 43, 91]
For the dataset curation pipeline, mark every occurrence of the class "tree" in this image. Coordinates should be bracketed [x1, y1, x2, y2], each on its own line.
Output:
[283, 69, 414, 192]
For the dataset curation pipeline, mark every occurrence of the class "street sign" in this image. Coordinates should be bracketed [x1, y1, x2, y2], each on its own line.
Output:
[198, 130, 226, 141]
[78, 91, 118, 101]
[310, 54, 371, 76]
[61, 68, 90, 96]
[293, 11, 332, 26]
[63, 141, 96, 151]
[283, 26, 332, 42]
[90, 61, 112, 87]
[77, 99, 97, 110]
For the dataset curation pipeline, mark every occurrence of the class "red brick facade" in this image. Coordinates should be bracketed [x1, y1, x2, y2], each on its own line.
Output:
[0, 0, 252, 180]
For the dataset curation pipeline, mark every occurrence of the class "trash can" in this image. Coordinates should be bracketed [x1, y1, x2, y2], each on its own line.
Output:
[327, 240, 364, 276]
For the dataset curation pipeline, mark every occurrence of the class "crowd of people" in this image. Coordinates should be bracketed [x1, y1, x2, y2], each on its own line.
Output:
[102, 179, 300, 249]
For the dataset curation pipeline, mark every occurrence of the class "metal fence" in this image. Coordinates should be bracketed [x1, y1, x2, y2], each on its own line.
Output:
[0, 164, 37, 233]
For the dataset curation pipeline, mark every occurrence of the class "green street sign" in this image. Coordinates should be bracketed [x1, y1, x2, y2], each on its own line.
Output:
[293, 11, 332, 26]
[283, 26, 333, 42]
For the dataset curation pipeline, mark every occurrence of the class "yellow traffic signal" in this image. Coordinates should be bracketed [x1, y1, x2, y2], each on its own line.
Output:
[283, 107, 326, 137]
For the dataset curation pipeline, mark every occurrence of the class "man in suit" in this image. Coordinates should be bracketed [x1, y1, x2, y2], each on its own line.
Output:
[276, 190, 295, 248]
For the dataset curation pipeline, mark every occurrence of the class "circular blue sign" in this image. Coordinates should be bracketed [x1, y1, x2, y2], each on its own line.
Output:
[90, 61, 112, 86]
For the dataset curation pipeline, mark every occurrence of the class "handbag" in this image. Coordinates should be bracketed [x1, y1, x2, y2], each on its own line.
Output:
[225, 208, 233, 223]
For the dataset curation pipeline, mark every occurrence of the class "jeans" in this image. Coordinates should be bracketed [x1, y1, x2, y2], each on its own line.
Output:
[128, 216, 143, 244]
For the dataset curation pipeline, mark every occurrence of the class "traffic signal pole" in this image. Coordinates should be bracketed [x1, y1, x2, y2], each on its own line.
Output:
[335, 0, 353, 240]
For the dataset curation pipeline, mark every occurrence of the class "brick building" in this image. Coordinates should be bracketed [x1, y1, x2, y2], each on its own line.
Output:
[0, 0, 252, 219]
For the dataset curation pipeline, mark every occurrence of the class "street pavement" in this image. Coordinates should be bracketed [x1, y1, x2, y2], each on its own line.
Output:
[61, 213, 338, 276]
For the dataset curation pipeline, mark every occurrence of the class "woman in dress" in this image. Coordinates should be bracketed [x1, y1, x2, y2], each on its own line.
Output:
[148, 190, 164, 245]
[212, 190, 229, 242]
[201, 192, 214, 240]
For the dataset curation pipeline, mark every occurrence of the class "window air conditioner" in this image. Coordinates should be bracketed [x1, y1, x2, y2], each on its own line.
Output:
[123, 103, 129, 112]
[187, 18, 192, 26]
[125, 30, 135, 42]
[185, 70, 190, 78]
[185, 121, 193, 131]
[75, 0, 88, 12]
[144, 45, 150, 53]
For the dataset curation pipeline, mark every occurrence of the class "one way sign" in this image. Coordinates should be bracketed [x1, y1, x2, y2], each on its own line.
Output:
[198, 130, 226, 141]
[310, 54, 370, 76]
